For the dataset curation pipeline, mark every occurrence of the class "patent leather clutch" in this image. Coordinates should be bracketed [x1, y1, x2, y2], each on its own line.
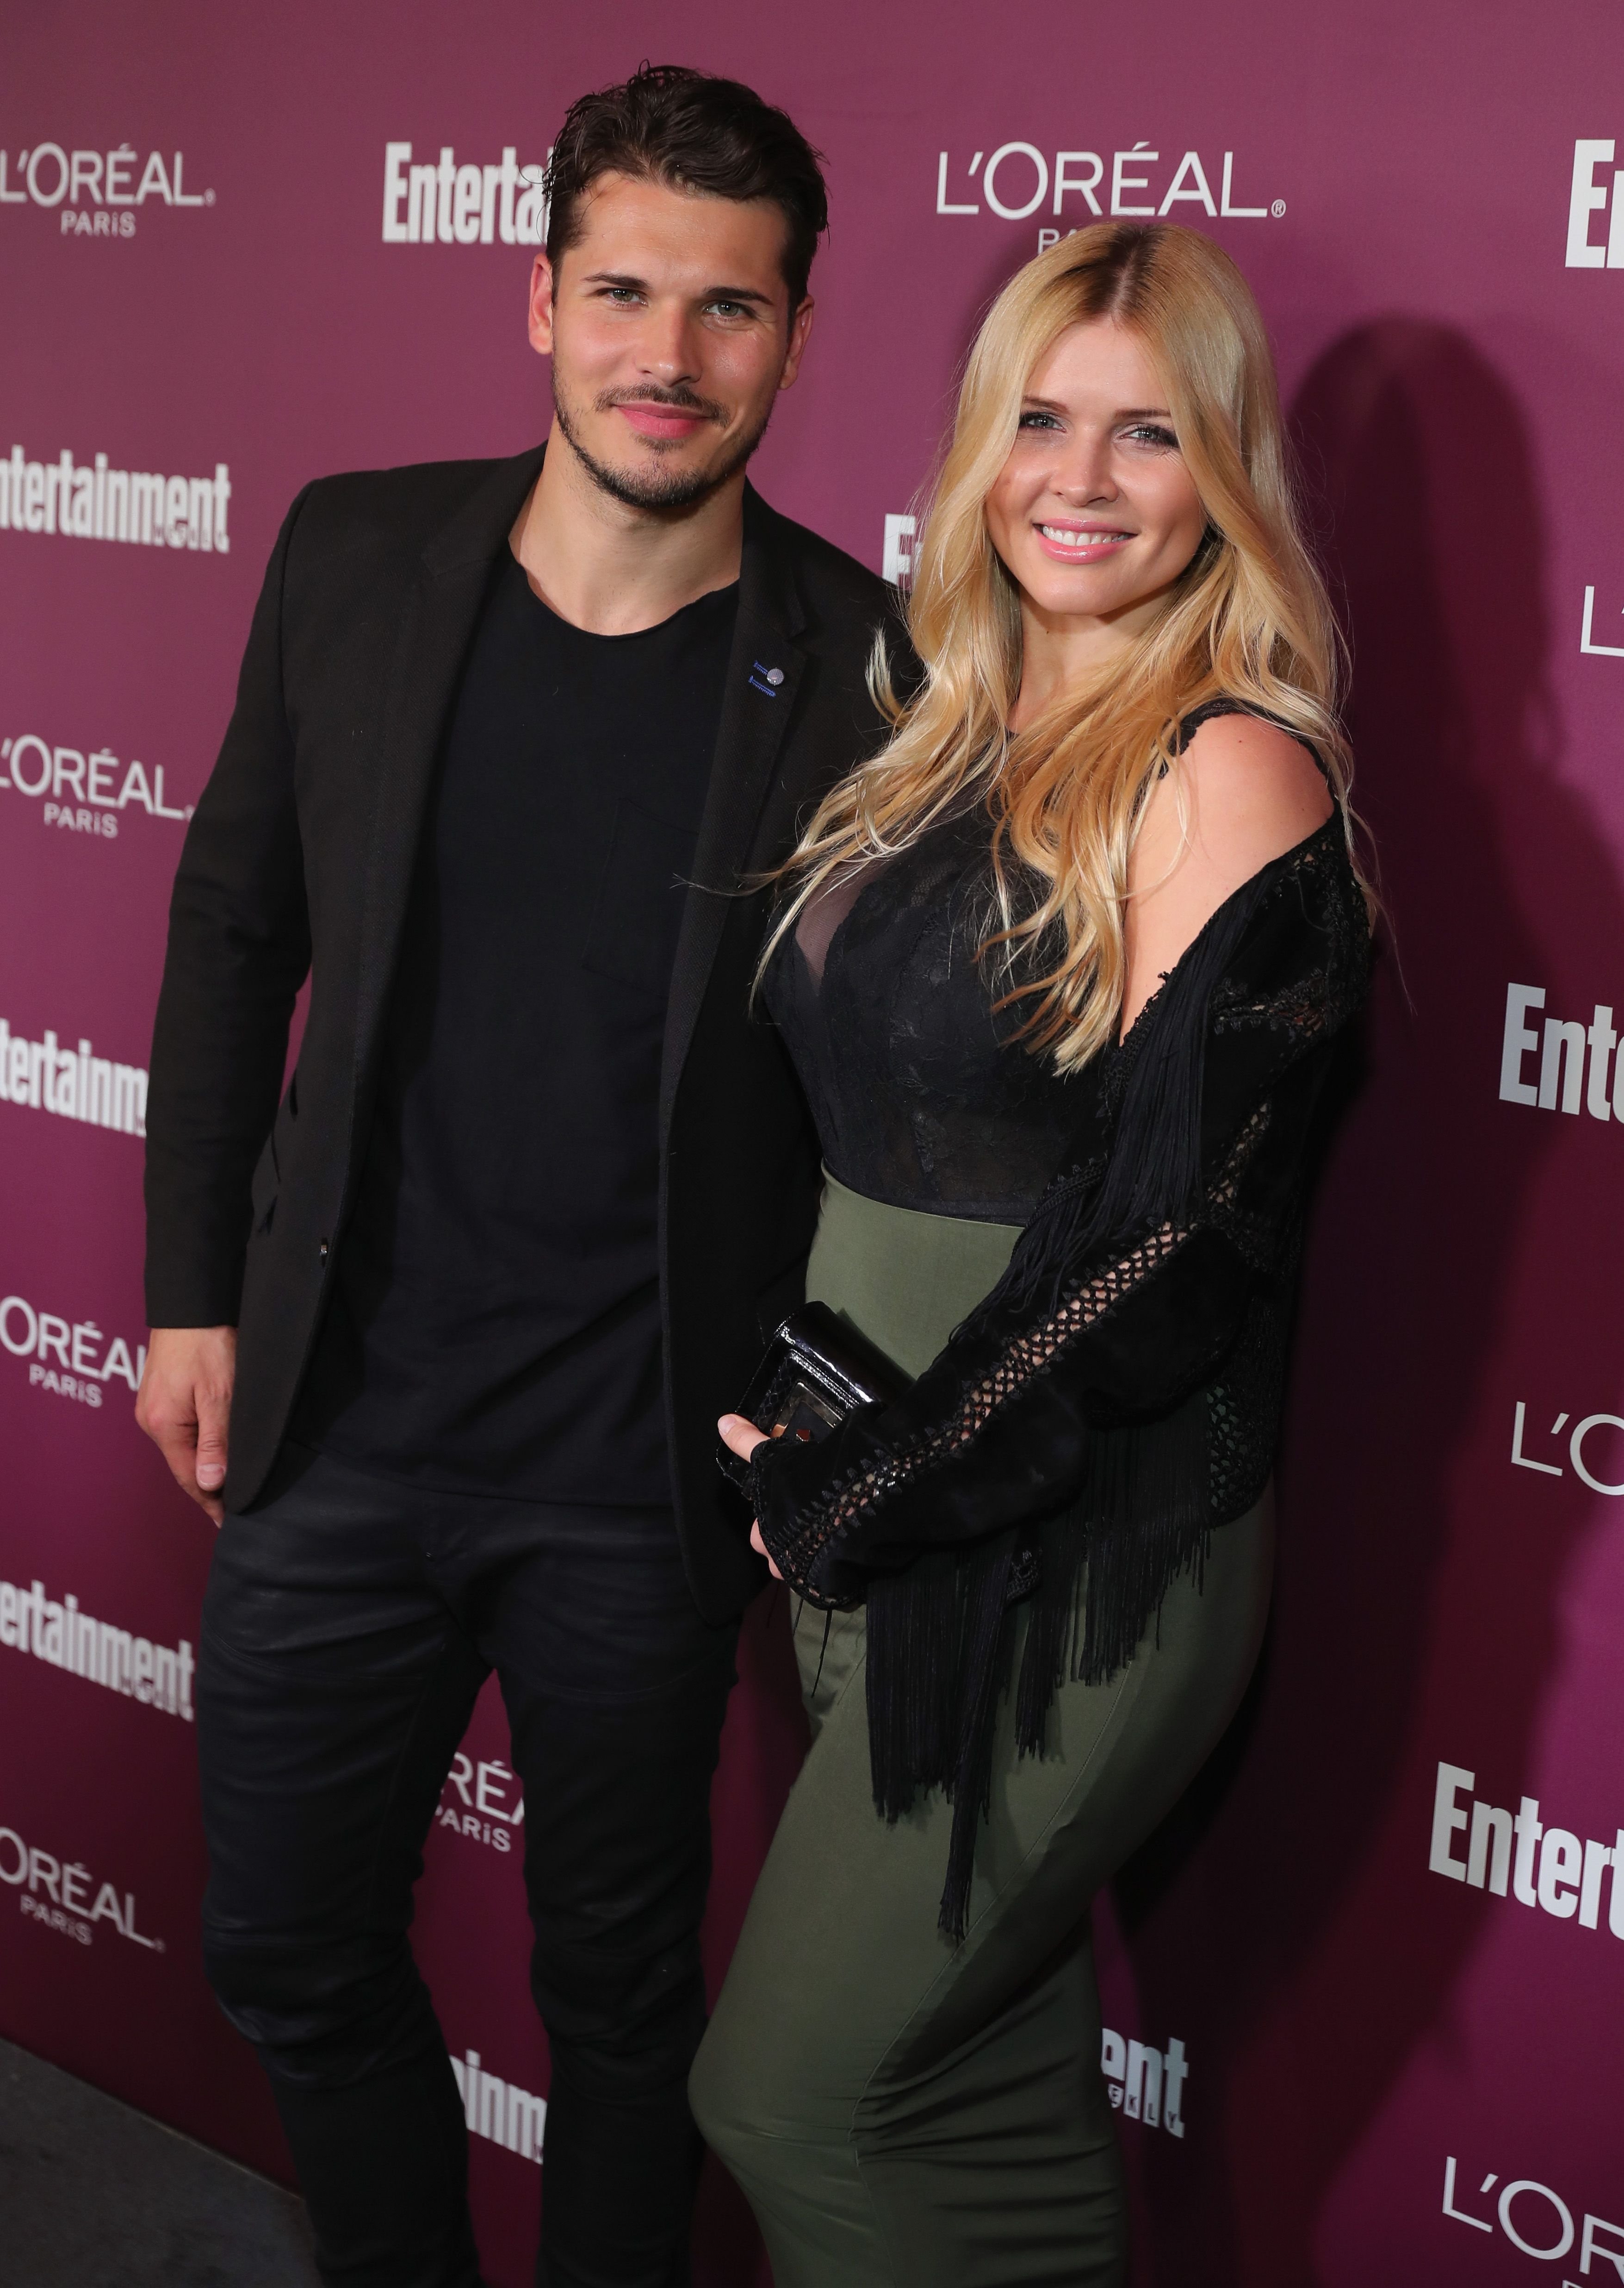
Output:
[717, 1301, 911, 1492]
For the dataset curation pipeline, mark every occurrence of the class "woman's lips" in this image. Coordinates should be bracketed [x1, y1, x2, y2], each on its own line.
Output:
[1033, 522, 1133, 562]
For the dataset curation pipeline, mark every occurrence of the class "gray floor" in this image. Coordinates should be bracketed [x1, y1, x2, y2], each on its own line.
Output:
[0, 2038, 321, 2287]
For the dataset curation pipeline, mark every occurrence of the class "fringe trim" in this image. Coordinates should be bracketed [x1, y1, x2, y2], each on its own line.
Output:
[865, 1392, 1213, 1943]
[862, 820, 1262, 1941]
[967, 874, 1267, 1329]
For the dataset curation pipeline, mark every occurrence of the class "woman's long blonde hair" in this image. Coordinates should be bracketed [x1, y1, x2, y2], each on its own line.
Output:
[769, 222, 1360, 1072]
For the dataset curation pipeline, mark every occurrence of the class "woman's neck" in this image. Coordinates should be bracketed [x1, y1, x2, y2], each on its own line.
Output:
[1007, 586, 1172, 732]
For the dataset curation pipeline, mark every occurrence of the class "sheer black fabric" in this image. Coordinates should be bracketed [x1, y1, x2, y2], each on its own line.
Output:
[753, 706, 1370, 1934]
[761, 808, 1085, 1224]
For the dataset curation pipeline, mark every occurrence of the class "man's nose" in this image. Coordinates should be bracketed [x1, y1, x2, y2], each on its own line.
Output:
[637, 301, 702, 385]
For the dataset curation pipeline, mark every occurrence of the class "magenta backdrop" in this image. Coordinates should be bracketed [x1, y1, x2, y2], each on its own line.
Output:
[5, 4, 1624, 2281]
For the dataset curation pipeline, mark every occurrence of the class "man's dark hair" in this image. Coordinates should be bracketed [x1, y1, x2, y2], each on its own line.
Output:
[544, 64, 829, 311]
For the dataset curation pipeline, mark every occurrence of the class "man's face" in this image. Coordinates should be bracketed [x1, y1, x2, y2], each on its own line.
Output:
[529, 171, 814, 512]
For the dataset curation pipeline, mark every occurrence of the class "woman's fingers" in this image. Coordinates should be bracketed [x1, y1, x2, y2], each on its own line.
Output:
[718, 1412, 769, 1463]
[720, 1418, 781, 1576]
[750, 1518, 784, 1582]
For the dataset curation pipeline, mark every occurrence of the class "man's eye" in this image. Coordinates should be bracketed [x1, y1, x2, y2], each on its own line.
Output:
[707, 300, 750, 319]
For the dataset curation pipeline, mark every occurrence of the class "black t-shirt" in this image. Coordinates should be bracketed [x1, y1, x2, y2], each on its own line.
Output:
[294, 551, 739, 1503]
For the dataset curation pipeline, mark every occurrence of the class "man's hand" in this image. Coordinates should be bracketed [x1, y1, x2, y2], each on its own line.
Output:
[136, 1326, 238, 1525]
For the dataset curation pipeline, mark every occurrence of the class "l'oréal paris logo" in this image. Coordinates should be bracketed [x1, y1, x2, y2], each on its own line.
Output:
[0, 143, 213, 239]
[0, 1289, 146, 1410]
[1, 725, 195, 843]
[0, 1821, 164, 1952]
[1442, 2154, 1624, 2273]
[934, 140, 1283, 247]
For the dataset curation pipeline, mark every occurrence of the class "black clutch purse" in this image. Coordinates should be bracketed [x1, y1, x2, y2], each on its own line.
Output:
[717, 1301, 911, 1492]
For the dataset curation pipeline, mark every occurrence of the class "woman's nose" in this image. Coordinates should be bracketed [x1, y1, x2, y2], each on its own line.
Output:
[1050, 442, 1117, 503]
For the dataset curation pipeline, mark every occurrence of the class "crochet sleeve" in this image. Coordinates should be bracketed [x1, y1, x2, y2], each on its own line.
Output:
[749, 825, 1369, 1609]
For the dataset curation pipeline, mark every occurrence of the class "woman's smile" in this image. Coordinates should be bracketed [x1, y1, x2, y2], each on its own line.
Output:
[1032, 519, 1136, 562]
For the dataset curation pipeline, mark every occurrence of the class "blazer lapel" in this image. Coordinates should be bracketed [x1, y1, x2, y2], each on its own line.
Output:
[350, 444, 546, 1080]
[660, 485, 807, 1137]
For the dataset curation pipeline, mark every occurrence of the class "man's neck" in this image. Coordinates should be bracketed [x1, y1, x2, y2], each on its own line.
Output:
[510, 420, 746, 635]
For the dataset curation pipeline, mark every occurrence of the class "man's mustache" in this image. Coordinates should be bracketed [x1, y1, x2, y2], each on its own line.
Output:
[595, 386, 729, 426]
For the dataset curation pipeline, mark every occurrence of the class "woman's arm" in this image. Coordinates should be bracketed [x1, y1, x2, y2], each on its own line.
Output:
[749, 815, 1368, 1607]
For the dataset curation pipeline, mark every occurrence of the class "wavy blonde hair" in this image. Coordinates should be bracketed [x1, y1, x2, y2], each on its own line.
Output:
[768, 222, 1360, 1071]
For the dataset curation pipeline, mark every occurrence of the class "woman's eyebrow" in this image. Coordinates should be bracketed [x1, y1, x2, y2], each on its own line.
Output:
[1019, 396, 1175, 419]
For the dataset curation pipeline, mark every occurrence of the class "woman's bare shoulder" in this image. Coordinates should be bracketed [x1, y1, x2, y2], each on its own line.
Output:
[1179, 711, 1334, 881]
[1122, 712, 1336, 1030]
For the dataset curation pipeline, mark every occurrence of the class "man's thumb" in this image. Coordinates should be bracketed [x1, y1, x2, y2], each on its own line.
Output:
[195, 1399, 229, 1492]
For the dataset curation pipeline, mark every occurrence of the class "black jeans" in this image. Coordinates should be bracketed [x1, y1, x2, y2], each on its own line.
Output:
[197, 1442, 738, 2288]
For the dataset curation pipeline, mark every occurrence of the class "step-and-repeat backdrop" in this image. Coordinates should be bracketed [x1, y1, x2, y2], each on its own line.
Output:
[5, 4, 1624, 2282]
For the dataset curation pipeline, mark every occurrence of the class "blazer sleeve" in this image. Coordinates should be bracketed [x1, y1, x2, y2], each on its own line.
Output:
[143, 486, 315, 1327]
[749, 833, 1369, 1608]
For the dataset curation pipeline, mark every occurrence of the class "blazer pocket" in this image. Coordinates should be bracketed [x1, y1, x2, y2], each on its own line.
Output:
[248, 1138, 278, 1235]
[581, 800, 698, 999]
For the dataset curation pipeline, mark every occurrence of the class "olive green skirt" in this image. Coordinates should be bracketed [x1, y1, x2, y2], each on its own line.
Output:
[691, 1171, 1273, 2288]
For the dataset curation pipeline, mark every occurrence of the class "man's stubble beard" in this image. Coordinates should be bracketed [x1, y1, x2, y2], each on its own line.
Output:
[551, 375, 775, 513]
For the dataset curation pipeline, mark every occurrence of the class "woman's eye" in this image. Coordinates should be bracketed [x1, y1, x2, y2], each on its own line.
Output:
[1017, 411, 1061, 432]
[1125, 423, 1178, 450]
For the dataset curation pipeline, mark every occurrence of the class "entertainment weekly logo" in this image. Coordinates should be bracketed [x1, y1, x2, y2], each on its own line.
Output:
[0, 142, 213, 239]
[380, 144, 548, 246]
[882, 514, 916, 588]
[0, 446, 231, 553]
[1, 1819, 163, 1954]
[0, 1018, 148, 1139]
[934, 140, 1283, 248]
[1499, 984, 1623, 1123]
[0, 1573, 195, 1723]
[1, 1290, 147, 1410]
[450, 2045, 545, 2166]
[2, 728, 192, 842]
[1101, 2024, 1188, 2137]
[1565, 139, 1624, 267]
[1429, 1761, 1624, 1938]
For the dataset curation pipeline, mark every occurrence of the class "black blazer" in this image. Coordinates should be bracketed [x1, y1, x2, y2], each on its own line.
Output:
[144, 445, 903, 1623]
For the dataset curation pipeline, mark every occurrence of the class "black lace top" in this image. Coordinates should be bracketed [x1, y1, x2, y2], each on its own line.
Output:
[752, 707, 1371, 1934]
[762, 805, 1084, 1224]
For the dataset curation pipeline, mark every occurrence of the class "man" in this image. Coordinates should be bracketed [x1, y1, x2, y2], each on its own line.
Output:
[137, 65, 899, 2288]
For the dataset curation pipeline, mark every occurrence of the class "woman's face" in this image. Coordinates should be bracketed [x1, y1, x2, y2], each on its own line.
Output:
[984, 318, 1208, 643]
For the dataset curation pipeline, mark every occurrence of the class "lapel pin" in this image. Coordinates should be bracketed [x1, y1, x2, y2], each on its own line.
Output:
[748, 659, 783, 699]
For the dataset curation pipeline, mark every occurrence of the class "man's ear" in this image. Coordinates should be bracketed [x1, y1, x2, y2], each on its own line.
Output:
[528, 253, 557, 356]
[778, 296, 816, 392]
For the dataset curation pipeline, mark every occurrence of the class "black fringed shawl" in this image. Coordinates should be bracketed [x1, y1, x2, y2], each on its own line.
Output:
[750, 800, 1370, 1940]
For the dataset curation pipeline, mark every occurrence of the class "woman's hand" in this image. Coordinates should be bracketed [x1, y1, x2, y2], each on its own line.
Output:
[718, 1414, 783, 1580]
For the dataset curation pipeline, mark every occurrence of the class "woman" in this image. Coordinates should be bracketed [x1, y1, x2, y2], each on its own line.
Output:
[694, 223, 1371, 2285]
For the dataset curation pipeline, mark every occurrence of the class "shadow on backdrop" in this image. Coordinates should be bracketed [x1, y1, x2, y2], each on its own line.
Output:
[1107, 320, 1621, 2286]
